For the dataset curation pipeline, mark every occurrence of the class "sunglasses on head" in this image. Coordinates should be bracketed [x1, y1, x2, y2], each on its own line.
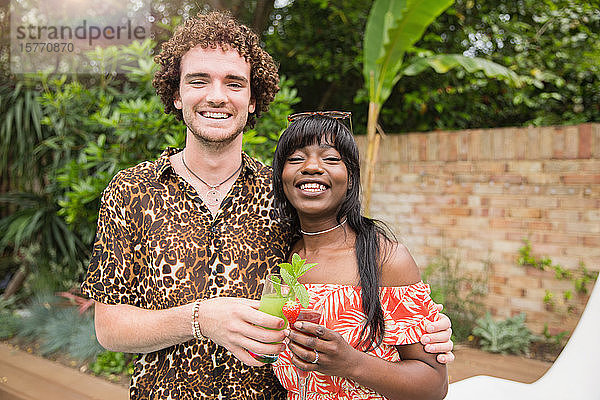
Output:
[287, 110, 351, 122]
[287, 111, 353, 133]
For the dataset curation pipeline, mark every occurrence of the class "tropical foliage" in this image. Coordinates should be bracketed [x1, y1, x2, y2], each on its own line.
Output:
[243, 75, 301, 164]
[264, 0, 599, 132]
[0, 79, 43, 190]
[361, 0, 526, 213]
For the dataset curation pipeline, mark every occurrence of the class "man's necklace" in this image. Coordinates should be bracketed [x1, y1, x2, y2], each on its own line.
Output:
[181, 151, 242, 207]
[300, 219, 347, 236]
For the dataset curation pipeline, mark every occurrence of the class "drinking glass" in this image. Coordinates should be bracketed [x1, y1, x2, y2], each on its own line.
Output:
[293, 308, 323, 400]
[248, 273, 290, 363]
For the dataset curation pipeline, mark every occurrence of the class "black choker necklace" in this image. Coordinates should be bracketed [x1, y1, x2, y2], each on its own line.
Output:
[181, 151, 242, 207]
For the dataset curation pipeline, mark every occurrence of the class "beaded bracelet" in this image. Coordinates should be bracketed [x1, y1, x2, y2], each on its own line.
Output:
[192, 300, 204, 340]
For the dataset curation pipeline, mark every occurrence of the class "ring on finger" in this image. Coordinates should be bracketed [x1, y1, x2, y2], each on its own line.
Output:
[311, 349, 319, 364]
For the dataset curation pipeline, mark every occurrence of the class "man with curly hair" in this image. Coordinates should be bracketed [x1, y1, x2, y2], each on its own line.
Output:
[82, 10, 454, 400]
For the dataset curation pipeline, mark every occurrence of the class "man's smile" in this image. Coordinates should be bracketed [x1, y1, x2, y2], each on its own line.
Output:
[200, 111, 231, 119]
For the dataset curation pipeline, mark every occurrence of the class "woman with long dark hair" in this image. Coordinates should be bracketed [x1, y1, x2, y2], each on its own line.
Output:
[271, 112, 448, 400]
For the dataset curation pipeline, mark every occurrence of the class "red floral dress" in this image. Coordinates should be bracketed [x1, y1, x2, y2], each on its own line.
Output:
[272, 281, 439, 400]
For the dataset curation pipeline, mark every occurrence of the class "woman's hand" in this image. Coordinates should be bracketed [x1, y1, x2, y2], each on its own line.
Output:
[420, 304, 455, 364]
[284, 321, 361, 379]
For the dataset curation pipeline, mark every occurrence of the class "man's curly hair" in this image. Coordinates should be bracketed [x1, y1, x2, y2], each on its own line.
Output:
[153, 11, 279, 129]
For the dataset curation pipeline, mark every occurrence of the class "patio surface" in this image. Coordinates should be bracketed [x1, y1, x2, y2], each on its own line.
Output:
[0, 343, 128, 400]
[0, 342, 552, 399]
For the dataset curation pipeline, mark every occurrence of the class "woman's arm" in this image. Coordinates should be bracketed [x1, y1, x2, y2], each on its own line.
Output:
[286, 323, 448, 400]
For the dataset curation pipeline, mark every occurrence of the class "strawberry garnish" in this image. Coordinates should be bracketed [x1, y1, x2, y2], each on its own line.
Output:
[282, 299, 301, 326]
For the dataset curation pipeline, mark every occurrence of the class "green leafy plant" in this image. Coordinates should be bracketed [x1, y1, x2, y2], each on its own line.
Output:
[21, 245, 85, 295]
[267, 0, 599, 135]
[541, 323, 569, 347]
[277, 253, 318, 307]
[472, 312, 537, 355]
[0, 311, 20, 340]
[543, 289, 554, 307]
[0, 77, 44, 190]
[529, 323, 570, 362]
[39, 308, 89, 356]
[518, 239, 598, 313]
[0, 297, 20, 339]
[422, 254, 488, 342]
[574, 262, 598, 295]
[0, 192, 87, 273]
[17, 293, 60, 341]
[243, 75, 300, 164]
[90, 351, 135, 377]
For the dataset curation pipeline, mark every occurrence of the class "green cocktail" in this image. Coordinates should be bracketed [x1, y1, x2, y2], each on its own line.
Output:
[249, 273, 290, 363]
[259, 293, 289, 321]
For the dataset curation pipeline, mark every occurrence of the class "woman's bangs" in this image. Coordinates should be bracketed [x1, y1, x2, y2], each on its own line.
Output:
[281, 117, 342, 156]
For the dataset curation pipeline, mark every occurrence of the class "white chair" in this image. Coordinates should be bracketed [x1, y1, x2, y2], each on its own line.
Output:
[444, 282, 600, 400]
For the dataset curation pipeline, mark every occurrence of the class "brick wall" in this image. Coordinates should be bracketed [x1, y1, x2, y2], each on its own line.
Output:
[355, 123, 600, 334]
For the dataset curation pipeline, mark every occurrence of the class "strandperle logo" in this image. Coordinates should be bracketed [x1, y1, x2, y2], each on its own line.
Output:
[15, 19, 147, 47]
[10, 0, 151, 74]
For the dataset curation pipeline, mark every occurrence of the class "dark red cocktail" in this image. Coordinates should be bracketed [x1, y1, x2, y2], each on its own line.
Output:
[292, 308, 322, 398]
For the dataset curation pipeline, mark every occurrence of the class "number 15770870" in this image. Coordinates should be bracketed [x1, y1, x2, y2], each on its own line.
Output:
[19, 42, 74, 53]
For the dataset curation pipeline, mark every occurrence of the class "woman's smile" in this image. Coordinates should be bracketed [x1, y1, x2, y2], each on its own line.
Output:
[295, 179, 330, 197]
[298, 182, 327, 193]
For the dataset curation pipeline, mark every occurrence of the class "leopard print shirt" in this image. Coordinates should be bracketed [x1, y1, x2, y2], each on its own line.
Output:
[81, 148, 291, 400]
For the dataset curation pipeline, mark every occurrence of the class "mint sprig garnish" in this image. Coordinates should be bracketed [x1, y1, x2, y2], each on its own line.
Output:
[278, 253, 318, 307]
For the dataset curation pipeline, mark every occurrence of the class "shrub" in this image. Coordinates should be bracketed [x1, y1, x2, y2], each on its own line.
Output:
[0, 297, 20, 339]
[423, 254, 488, 342]
[529, 323, 570, 362]
[472, 312, 537, 355]
[0, 311, 20, 339]
[16, 293, 60, 341]
[242, 75, 300, 164]
[16, 293, 103, 361]
[90, 351, 135, 378]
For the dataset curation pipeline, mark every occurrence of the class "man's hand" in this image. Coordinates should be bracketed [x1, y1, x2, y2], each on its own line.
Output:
[197, 297, 287, 366]
[421, 304, 455, 364]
